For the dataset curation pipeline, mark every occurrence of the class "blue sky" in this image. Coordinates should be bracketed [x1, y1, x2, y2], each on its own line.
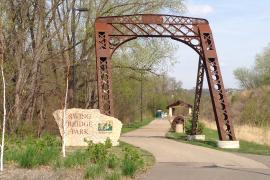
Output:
[168, 0, 270, 89]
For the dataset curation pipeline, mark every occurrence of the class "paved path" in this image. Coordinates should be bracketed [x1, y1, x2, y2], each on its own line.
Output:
[121, 120, 270, 180]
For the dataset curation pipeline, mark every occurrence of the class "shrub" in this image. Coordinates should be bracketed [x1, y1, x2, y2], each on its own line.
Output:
[185, 118, 205, 135]
[121, 147, 144, 177]
[86, 138, 112, 163]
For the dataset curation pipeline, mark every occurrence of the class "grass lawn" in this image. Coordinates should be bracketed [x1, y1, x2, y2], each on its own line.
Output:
[166, 127, 270, 156]
[122, 119, 153, 134]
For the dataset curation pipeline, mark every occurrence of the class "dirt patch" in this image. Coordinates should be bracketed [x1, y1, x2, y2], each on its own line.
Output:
[0, 165, 84, 180]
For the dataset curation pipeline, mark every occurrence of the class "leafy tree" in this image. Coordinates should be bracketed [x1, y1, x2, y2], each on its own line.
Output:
[233, 67, 259, 89]
[255, 44, 270, 86]
[234, 44, 270, 89]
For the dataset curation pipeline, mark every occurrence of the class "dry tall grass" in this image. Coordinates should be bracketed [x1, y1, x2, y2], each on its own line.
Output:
[202, 119, 270, 146]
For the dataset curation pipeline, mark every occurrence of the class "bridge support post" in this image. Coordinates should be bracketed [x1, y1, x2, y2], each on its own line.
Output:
[191, 58, 205, 135]
[198, 24, 237, 144]
[95, 23, 114, 116]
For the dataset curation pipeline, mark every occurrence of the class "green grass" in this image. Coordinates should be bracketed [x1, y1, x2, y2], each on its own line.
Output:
[3, 135, 155, 179]
[61, 149, 90, 168]
[107, 154, 118, 169]
[3, 116, 155, 178]
[84, 162, 105, 179]
[166, 127, 270, 156]
[121, 145, 144, 177]
[121, 118, 153, 133]
[5, 135, 61, 168]
[105, 171, 121, 180]
[117, 142, 155, 172]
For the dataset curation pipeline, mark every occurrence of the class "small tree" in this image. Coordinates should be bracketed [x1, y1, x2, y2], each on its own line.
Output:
[62, 60, 70, 158]
[185, 118, 205, 135]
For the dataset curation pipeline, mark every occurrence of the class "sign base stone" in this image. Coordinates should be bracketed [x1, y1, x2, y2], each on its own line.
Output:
[217, 140, 240, 149]
[187, 135, 205, 141]
[53, 108, 122, 146]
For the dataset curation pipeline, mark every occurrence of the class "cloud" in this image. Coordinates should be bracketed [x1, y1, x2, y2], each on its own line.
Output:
[186, 3, 214, 16]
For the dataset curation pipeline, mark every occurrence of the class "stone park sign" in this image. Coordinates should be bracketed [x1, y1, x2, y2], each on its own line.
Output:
[53, 109, 122, 146]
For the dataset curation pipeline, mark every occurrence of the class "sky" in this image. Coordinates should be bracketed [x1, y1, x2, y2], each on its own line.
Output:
[168, 0, 270, 89]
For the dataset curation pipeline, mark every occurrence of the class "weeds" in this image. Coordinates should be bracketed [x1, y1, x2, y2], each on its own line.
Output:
[105, 171, 121, 180]
[18, 145, 38, 168]
[63, 150, 90, 168]
[121, 146, 144, 177]
[107, 154, 118, 169]
[5, 135, 60, 168]
[84, 163, 105, 179]
[3, 136, 150, 179]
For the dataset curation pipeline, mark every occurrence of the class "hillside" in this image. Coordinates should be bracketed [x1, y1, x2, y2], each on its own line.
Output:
[200, 86, 270, 127]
